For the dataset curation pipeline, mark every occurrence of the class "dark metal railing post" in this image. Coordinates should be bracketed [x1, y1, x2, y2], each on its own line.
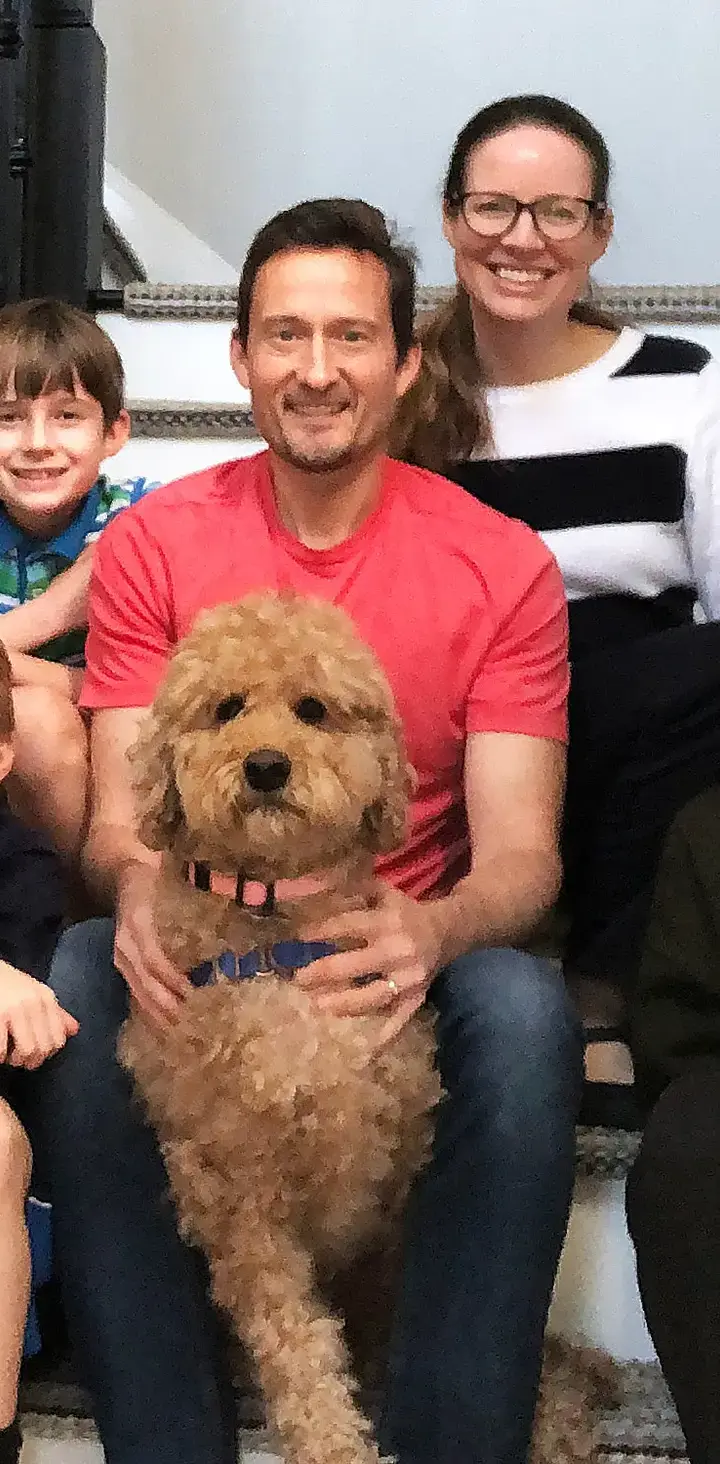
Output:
[0, 0, 107, 307]
[24, 0, 106, 305]
[0, 0, 31, 303]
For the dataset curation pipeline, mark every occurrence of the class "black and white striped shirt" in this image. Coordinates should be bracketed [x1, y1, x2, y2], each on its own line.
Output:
[449, 327, 720, 658]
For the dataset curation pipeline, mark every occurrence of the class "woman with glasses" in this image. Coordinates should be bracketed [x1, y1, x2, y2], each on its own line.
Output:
[396, 93, 720, 1091]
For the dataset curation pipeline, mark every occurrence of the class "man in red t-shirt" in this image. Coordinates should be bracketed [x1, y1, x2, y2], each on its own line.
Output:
[35, 200, 582, 1464]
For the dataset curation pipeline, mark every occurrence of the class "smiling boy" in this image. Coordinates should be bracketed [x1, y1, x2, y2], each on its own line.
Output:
[0, 298, 156, 861]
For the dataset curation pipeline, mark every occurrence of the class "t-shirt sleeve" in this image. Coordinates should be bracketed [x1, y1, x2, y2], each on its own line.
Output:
[80, 504, 175, 709]
[466, 538, 569, 741]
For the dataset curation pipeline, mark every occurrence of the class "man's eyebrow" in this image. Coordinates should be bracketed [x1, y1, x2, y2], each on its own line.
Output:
[330, 317, 379, 332]
[262, 314, 307, 327]
[261, 314, 379, 330]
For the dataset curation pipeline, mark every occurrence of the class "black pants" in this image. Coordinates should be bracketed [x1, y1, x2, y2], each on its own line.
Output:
[564, 620, 720, 988]
[626, 1066, 720, 1464]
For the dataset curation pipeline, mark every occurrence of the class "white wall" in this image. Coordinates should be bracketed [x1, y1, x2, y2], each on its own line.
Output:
[105, 166, 236, 285]
[96, 0, 720, 286]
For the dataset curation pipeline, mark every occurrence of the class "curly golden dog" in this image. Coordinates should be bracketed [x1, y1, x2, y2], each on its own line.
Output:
[119, 592, 614, 1464]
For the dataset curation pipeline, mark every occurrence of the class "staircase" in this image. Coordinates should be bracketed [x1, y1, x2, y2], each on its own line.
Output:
[23, 277, 720, 1463]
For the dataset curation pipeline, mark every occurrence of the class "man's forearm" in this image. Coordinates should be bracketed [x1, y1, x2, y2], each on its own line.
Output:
[427, 847, 562, 972]
[81, 822, 159, 912]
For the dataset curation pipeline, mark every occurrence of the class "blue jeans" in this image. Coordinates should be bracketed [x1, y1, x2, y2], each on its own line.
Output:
[31, 919, 583, 1464]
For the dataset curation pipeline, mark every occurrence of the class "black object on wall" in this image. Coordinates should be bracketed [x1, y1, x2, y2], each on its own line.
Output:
[0, 0, 107, 307]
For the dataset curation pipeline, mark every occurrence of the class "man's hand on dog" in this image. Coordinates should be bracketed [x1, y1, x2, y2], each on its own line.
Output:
[115, 864, 190, 1031]
[296, 885, 443, 1045]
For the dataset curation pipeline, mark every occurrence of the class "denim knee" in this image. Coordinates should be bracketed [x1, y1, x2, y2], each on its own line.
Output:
[37, 918, 130, 1152]
[431, 948, 584, 1130]
[48, 918, 121, 1023]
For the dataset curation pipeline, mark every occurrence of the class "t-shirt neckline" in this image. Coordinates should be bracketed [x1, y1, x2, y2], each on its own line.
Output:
[256, 452, 392, 569]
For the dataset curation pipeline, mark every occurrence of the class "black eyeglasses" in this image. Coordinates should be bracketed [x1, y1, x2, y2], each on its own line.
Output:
[458, 193, 606, 242]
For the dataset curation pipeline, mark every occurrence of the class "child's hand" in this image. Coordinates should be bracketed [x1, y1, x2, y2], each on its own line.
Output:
[0, 962, 79, 1069]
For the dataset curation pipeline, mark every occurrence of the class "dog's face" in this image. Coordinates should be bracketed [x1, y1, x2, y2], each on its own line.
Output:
[132, 595, 412, 876]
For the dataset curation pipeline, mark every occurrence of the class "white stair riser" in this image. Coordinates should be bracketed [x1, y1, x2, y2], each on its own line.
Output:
[98, 315, 720, 410]
[551, 1175, 656, 1363]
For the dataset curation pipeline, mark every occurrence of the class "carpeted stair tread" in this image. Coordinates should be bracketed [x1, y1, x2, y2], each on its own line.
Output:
[120, 281, 720, 324]
[21, 1340, 686, 1456]
[597, 1362, 685, 1454]
[576, 1124, 642, 1179]
[599, 1455, 687, 1462]
[20, 1365, 687, 1458]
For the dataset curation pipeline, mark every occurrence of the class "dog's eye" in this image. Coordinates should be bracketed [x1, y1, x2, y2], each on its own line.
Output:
[215, 696, 246, 724]
[294, 696, 327, 726]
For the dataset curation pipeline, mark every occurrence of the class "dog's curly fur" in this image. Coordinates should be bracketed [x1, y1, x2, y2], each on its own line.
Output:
[119, 593, 615, 1464]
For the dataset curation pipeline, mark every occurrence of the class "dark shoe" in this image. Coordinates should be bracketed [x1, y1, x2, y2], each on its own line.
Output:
[0, 1420, 21, 1464]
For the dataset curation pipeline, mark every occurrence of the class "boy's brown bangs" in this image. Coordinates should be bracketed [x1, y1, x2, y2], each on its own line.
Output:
[0, 335, 80, 407]
[0, 300, 125, 428]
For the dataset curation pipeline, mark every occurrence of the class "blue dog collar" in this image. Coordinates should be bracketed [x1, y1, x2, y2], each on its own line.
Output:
[190, 939, 334, 988]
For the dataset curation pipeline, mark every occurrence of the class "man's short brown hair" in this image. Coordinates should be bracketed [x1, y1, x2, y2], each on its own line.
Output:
[0, 642, 15, 742]
[236, 198, 418, 364]
[0, 297, 125, 429]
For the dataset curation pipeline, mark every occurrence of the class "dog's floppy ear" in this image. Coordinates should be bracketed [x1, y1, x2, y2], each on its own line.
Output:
[129, 715, 185, 851]
[361, 726, 415, 855]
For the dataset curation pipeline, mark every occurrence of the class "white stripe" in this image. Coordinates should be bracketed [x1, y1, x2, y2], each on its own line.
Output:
[480, 327, 714, 463]
[486, 372, 704, 461]
[542, 522, 693, 601]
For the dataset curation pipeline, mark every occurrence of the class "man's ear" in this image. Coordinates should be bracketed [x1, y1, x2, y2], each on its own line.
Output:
[230, 329, 250, 390]
[396, 341, 422, 403]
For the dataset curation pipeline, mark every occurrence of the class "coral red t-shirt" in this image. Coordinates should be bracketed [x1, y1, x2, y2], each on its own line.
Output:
[82, 452, 568, 898]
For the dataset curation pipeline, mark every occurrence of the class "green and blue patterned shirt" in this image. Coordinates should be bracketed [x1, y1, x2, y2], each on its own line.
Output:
[0, 475, 157, 663]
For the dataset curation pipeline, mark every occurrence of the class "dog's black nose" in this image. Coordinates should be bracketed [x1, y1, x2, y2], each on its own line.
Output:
[243, 748, 292, 793]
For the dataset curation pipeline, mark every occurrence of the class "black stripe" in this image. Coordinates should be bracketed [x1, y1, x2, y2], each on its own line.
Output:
[613, 334, 711, 378]
[448, 445, 686, 532]
[568, 589, 695, 659]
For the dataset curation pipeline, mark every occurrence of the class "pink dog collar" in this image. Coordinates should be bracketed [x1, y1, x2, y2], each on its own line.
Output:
[183, 861, 335, 917]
